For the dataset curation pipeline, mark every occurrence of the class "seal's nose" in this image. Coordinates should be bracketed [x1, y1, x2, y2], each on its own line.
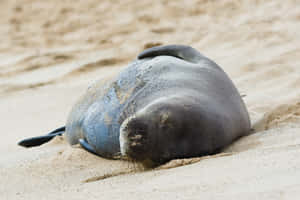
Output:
[119, 116, 149, 160]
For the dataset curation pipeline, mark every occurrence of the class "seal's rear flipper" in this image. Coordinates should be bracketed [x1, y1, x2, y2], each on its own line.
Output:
[138, 44, 205, 64]
[18, 126, 65, 148]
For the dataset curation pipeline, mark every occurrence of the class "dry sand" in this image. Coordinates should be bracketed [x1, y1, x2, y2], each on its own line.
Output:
[1, 0, 300, 199]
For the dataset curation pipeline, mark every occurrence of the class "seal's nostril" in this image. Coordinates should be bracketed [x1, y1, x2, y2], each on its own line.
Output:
[131, 134, 142, 140]
[130, 141, 140, 147]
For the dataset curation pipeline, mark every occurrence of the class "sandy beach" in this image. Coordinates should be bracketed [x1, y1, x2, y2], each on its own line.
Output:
[1, 0, 300, 199]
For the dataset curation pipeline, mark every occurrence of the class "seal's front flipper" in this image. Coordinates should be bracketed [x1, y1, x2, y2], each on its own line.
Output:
[18, 126, 65, 148]
[138, 44, 205, 64]
[79, 139, 98, 156]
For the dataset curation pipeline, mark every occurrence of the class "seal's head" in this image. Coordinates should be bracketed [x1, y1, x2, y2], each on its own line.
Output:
[120, 97, 191, 167]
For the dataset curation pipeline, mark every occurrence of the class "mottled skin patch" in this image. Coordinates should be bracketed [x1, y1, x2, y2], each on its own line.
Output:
[65, 58, 155, 158]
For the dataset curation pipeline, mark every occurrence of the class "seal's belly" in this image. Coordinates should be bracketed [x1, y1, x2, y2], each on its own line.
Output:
[65, 59, 151, 157]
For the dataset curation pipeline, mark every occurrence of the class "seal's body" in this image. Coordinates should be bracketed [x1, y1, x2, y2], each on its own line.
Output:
[18, 45, 251, 166]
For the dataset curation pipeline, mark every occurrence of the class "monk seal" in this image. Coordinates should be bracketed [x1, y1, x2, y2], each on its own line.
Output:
[18, 45, 251, 167]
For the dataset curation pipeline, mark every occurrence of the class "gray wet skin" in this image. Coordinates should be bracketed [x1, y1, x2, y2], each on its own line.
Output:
[65, 45, 251, 166]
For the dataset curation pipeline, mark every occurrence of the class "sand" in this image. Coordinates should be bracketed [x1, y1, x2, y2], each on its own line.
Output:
[1, 0, 300, 199]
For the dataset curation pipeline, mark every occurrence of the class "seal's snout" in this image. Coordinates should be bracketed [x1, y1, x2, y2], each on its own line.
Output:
[119, 116, 149, 161]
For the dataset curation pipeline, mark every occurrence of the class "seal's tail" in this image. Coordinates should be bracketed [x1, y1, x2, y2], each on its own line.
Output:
[138, 44, 205, 64]
[18, 126, 65, 148]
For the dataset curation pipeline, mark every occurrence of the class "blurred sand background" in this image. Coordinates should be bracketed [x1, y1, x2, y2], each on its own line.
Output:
[0, 0, 300, 199]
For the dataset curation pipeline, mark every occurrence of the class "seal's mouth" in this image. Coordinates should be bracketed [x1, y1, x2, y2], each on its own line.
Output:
[120, 132, 147, 160]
